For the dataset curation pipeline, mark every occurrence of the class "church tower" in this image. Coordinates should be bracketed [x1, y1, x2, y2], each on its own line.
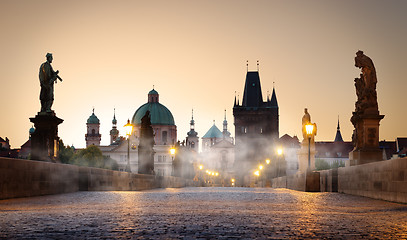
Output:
[233, 64, 279, 183]
[186, 109, 199, 150]
[334, 117, 344, 142]
[110, 109, 119, 144]
[85, 108, 101, 147]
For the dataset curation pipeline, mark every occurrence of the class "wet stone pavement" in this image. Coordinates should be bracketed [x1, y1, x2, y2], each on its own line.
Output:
[0, 187, 406, 239]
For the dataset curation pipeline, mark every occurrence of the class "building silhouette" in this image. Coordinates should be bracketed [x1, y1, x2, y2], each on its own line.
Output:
[233, 69, 279, 184]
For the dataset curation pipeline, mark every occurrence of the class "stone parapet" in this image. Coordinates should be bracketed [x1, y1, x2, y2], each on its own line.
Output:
[0, 157, 78, 199]
[319, 169, 338, 192]
[338, 157, 407, 203]
[0, 157, 193, 200]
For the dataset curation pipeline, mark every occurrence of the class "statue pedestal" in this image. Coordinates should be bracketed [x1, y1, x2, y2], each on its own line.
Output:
[30, 112, 63, 162]
[347, 112, 384, 166]
[297, 141, 316, 172]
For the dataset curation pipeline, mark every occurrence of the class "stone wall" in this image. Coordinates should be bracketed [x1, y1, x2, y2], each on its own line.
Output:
[271, 171, 320, 192]
[0, 157, 79, 199]
[0, 157, 194, 200]
[319, 169, 338, 192]
[338, 157, 407, 203]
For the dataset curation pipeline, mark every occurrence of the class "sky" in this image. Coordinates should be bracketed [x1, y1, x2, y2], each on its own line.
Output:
[1, 0, 407, 150]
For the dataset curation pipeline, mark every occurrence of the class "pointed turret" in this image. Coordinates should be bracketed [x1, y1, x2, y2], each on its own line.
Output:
[242, 71, 263, 108]
[223, 110, 231, 139]
[334, 117, 344, 142]
[270, 87, 278, 108]
[223, 110, 227, 132]
[186, 109, 198, 150]
[110, 108, 119, 144]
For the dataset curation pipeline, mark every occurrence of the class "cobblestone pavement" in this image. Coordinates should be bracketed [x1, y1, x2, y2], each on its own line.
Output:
[0, 187, 406, 239]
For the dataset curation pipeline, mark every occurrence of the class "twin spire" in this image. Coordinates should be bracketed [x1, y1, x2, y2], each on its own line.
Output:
[235, 61, 278, 108]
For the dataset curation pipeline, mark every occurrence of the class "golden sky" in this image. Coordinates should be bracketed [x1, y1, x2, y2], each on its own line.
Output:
[1, 0, 407, 149]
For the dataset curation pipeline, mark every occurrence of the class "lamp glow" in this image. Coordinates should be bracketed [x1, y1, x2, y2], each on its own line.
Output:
[170, 147, 176, 155]
[124, 119, 133, 136]
[199, 165, 203, 170]
[254, 170, 260, 176]
[306, 124, 314, 135]
[265, 159, 270, 165]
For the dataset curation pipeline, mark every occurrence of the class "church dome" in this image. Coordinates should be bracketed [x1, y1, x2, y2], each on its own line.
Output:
[131, 90, 175, 125]
[87, 110, 100, 124]
[149, 89, 158, 95]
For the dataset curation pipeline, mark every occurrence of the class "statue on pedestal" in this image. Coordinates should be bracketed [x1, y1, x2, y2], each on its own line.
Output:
[30, 53, 64, 162]
[138, 111, 155, 174]
[348, 51, 384, 165]
[39, 53, 62, 113]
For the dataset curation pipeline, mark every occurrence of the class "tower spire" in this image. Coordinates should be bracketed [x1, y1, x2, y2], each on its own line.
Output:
[223, 109, 228, 132]
[257, 60, 259, 71]
[334, 116, 344, 142]
[246, 60, 248, 72]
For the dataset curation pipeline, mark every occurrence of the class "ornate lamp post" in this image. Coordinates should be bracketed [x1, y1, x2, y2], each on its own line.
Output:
[305, 123, 314, 169]
[124, 119, 133, 172]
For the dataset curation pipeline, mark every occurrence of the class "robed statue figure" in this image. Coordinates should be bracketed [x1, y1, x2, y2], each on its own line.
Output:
[39, 53, 62, 113]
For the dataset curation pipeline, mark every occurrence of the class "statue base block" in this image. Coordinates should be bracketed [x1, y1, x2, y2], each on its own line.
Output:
[30, 112, 63, 162]
[346, 149, 383, 167]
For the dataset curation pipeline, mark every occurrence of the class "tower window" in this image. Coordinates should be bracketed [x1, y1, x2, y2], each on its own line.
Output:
[92, 129, 95, 135]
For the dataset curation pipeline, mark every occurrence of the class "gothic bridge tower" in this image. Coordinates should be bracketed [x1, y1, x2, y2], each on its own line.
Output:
[233, 66, 279, 184]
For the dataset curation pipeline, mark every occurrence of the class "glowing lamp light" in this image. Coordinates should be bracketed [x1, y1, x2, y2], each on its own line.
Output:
[199, 165, 203, 170]
[170, 147, 176, 155]
[124, 119, 133, 136]
[212, 172, 215, 176]
[254, 170, 260, 176]
[277, 148, 283, 155]
[265, 159, 270, 165]
[259, 165, 263, 170]
[215, 172, 219, 176]
[231, 178, 235, 183]
[306, 124, 314, 136]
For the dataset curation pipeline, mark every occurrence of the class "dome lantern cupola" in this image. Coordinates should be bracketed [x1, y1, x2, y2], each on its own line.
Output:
[148, 88, 159, 103]
[132, 89, 175, 126]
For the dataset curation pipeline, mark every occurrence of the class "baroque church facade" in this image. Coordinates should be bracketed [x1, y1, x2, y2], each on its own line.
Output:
[86, 89, 176, 176]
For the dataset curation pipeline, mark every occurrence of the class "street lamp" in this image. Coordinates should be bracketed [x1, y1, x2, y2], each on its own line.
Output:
[265, 159, 270, 165]
[199, 164, 203, 170]
[124, 119, 133, 172]
[305, 123, 314, 169]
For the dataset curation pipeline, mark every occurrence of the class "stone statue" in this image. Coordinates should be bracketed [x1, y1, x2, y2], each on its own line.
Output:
[138, 110, 155, 174]
[39, 53, 62, 113]
[348, 51, 384, 165]
[353, 50, 378, 115]
[301, 108, 316, 141]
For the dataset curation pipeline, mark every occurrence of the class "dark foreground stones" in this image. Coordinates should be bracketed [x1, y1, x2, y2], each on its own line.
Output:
[0, 187, 406, 239]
